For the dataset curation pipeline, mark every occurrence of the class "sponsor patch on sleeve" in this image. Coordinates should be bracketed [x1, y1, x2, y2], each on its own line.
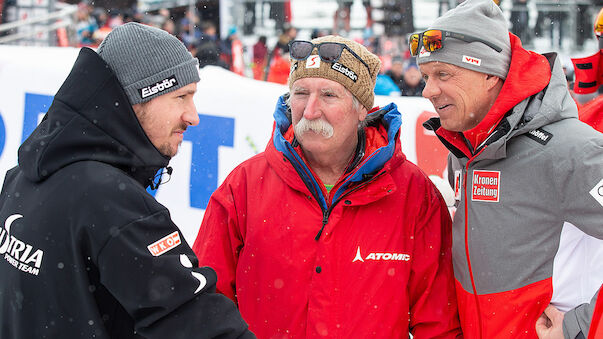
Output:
[471, 170, 500, 202]
[526, 128, 553, 145]
[147, 231, 181, 256]
[589, 178, 603, 208]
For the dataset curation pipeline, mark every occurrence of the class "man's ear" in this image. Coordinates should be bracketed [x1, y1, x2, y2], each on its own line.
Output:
[485, 74, 503, 91]
[358, 107, 368, 122]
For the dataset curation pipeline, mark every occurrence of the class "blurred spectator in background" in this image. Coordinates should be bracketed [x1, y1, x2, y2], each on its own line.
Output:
[375, 72, 402, 95]
[333, 0, 373, 35]
[220, 26, 245, 75]
[265, 24, 297, 80]
[311, 28, 328, 39]
[510, 0, 530, 44]
[266, 48, 290, 84]
[399, 62, 424, 96]
[193, 21, 228, 69]
[385, 56, 405, 91]
[179, 10, 201, 48]
[333, 0, 353, 34]
[252, 35, 268, 80]
[161, 18, 177, 36]
[268, 0, 291, 31]
[91, 7, 112, 43]
[534, 1, 568, 49]
[572, 7, 603, 133]
[275, 24, 297, 53]
[75, 2, 98, 47]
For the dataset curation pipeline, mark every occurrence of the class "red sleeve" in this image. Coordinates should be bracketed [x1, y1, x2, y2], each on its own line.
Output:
[408, 180, 463, 338]
[192, 175, 245, 304]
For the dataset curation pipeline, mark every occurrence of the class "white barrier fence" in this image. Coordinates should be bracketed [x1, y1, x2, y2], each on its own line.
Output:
[0, 45, 450, 244]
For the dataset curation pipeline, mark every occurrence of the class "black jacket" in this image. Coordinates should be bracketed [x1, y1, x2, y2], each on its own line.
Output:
[0, 48, 254, 339]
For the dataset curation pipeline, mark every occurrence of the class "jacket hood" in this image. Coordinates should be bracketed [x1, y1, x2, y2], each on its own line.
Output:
[18, 48, 169, 187]
[425, 34, 578, 160]
[268, 94, 404, 211]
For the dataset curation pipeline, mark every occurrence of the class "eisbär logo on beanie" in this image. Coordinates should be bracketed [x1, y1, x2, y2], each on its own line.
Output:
[97, 22, 200, 105]
[140, 76, 179, 99]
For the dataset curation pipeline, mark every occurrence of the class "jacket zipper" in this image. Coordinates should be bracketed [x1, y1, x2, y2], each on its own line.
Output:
[464, 154, 485, 339]
[314, 171, 385, 241]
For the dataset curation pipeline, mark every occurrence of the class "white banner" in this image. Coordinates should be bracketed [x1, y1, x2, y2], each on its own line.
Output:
[0, 45, 450, 244]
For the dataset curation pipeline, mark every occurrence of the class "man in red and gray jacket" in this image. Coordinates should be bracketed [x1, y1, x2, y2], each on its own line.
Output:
[415, 0, 603, 338]
[193, 35, 462, 338]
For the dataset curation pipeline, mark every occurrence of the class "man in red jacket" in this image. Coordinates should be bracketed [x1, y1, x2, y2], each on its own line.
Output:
[414, 0, 603, 338]
[193, 35, 462, 338]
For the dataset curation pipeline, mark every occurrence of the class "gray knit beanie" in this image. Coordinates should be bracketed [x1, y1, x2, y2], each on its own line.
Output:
[416, 0, 511, 80]
[97, 22, 200, 105]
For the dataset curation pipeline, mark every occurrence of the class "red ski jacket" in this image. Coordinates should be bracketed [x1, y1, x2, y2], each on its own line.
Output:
[193, 98, 462, 338]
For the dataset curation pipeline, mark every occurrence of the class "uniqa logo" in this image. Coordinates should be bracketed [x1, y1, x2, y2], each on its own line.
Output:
[0, 214, 44, 273]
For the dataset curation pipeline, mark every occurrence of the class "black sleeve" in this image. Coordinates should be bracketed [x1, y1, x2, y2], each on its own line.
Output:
[96, 210, 255, 338]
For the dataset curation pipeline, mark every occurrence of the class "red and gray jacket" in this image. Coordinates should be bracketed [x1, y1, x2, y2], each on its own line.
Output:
[193, 97, 462, 338]
[424, 34, 603, 338]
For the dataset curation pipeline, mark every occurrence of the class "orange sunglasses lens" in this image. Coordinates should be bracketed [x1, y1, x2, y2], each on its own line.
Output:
[595, 8, 603, 37]
[422, 30, 443, 52]
[409, 33, 420, 56]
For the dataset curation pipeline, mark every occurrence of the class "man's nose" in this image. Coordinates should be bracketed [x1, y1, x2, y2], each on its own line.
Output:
[302, 93, 322, 120]
[183, 100, 199, 126]
[422, 78, 440, 99]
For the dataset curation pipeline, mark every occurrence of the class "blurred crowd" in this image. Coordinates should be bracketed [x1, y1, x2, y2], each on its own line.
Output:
[2, 0, 601, 99]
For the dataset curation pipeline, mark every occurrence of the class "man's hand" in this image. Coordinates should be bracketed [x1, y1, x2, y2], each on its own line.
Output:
[536, 304, 565, 339]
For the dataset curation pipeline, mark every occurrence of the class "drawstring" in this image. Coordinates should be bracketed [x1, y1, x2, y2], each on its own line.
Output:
[149, 166, 173, 190]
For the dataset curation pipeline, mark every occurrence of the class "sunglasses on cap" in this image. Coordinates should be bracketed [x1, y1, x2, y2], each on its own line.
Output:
[288, 40, 372, 77]
[409, 29, 502, 56]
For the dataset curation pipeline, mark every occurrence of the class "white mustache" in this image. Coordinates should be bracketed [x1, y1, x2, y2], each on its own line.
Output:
[294, 117, 334, 138]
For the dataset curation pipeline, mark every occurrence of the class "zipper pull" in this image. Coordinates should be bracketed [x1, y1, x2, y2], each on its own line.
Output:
[315, 211, 329, 241]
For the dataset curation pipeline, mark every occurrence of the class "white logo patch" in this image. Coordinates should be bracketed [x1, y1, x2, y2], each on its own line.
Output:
[462, 55, 482, 66]
[306, 55, 321, 68]
[353, 247, 364, 262]
[179, 254, 207, 294]
[418, 47, 431, 57]
[0, 214, 44, 276]
[139, 76, 178, 99]
[589, 178, 603, 208]
[352, 246, 410, 262]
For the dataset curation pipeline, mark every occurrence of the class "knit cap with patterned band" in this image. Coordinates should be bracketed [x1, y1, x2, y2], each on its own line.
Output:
[288, 35, 381, 110]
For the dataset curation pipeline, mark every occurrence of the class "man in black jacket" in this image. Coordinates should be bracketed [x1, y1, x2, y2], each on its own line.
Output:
[0, 22, 254, 339]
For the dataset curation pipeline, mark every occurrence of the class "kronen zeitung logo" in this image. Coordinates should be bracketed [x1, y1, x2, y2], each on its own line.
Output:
[0, 214, 44, 276]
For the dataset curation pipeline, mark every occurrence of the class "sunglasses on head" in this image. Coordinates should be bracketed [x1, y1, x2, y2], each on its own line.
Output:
[408, 29, 502, 56]
[288, 40, 372, 77]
